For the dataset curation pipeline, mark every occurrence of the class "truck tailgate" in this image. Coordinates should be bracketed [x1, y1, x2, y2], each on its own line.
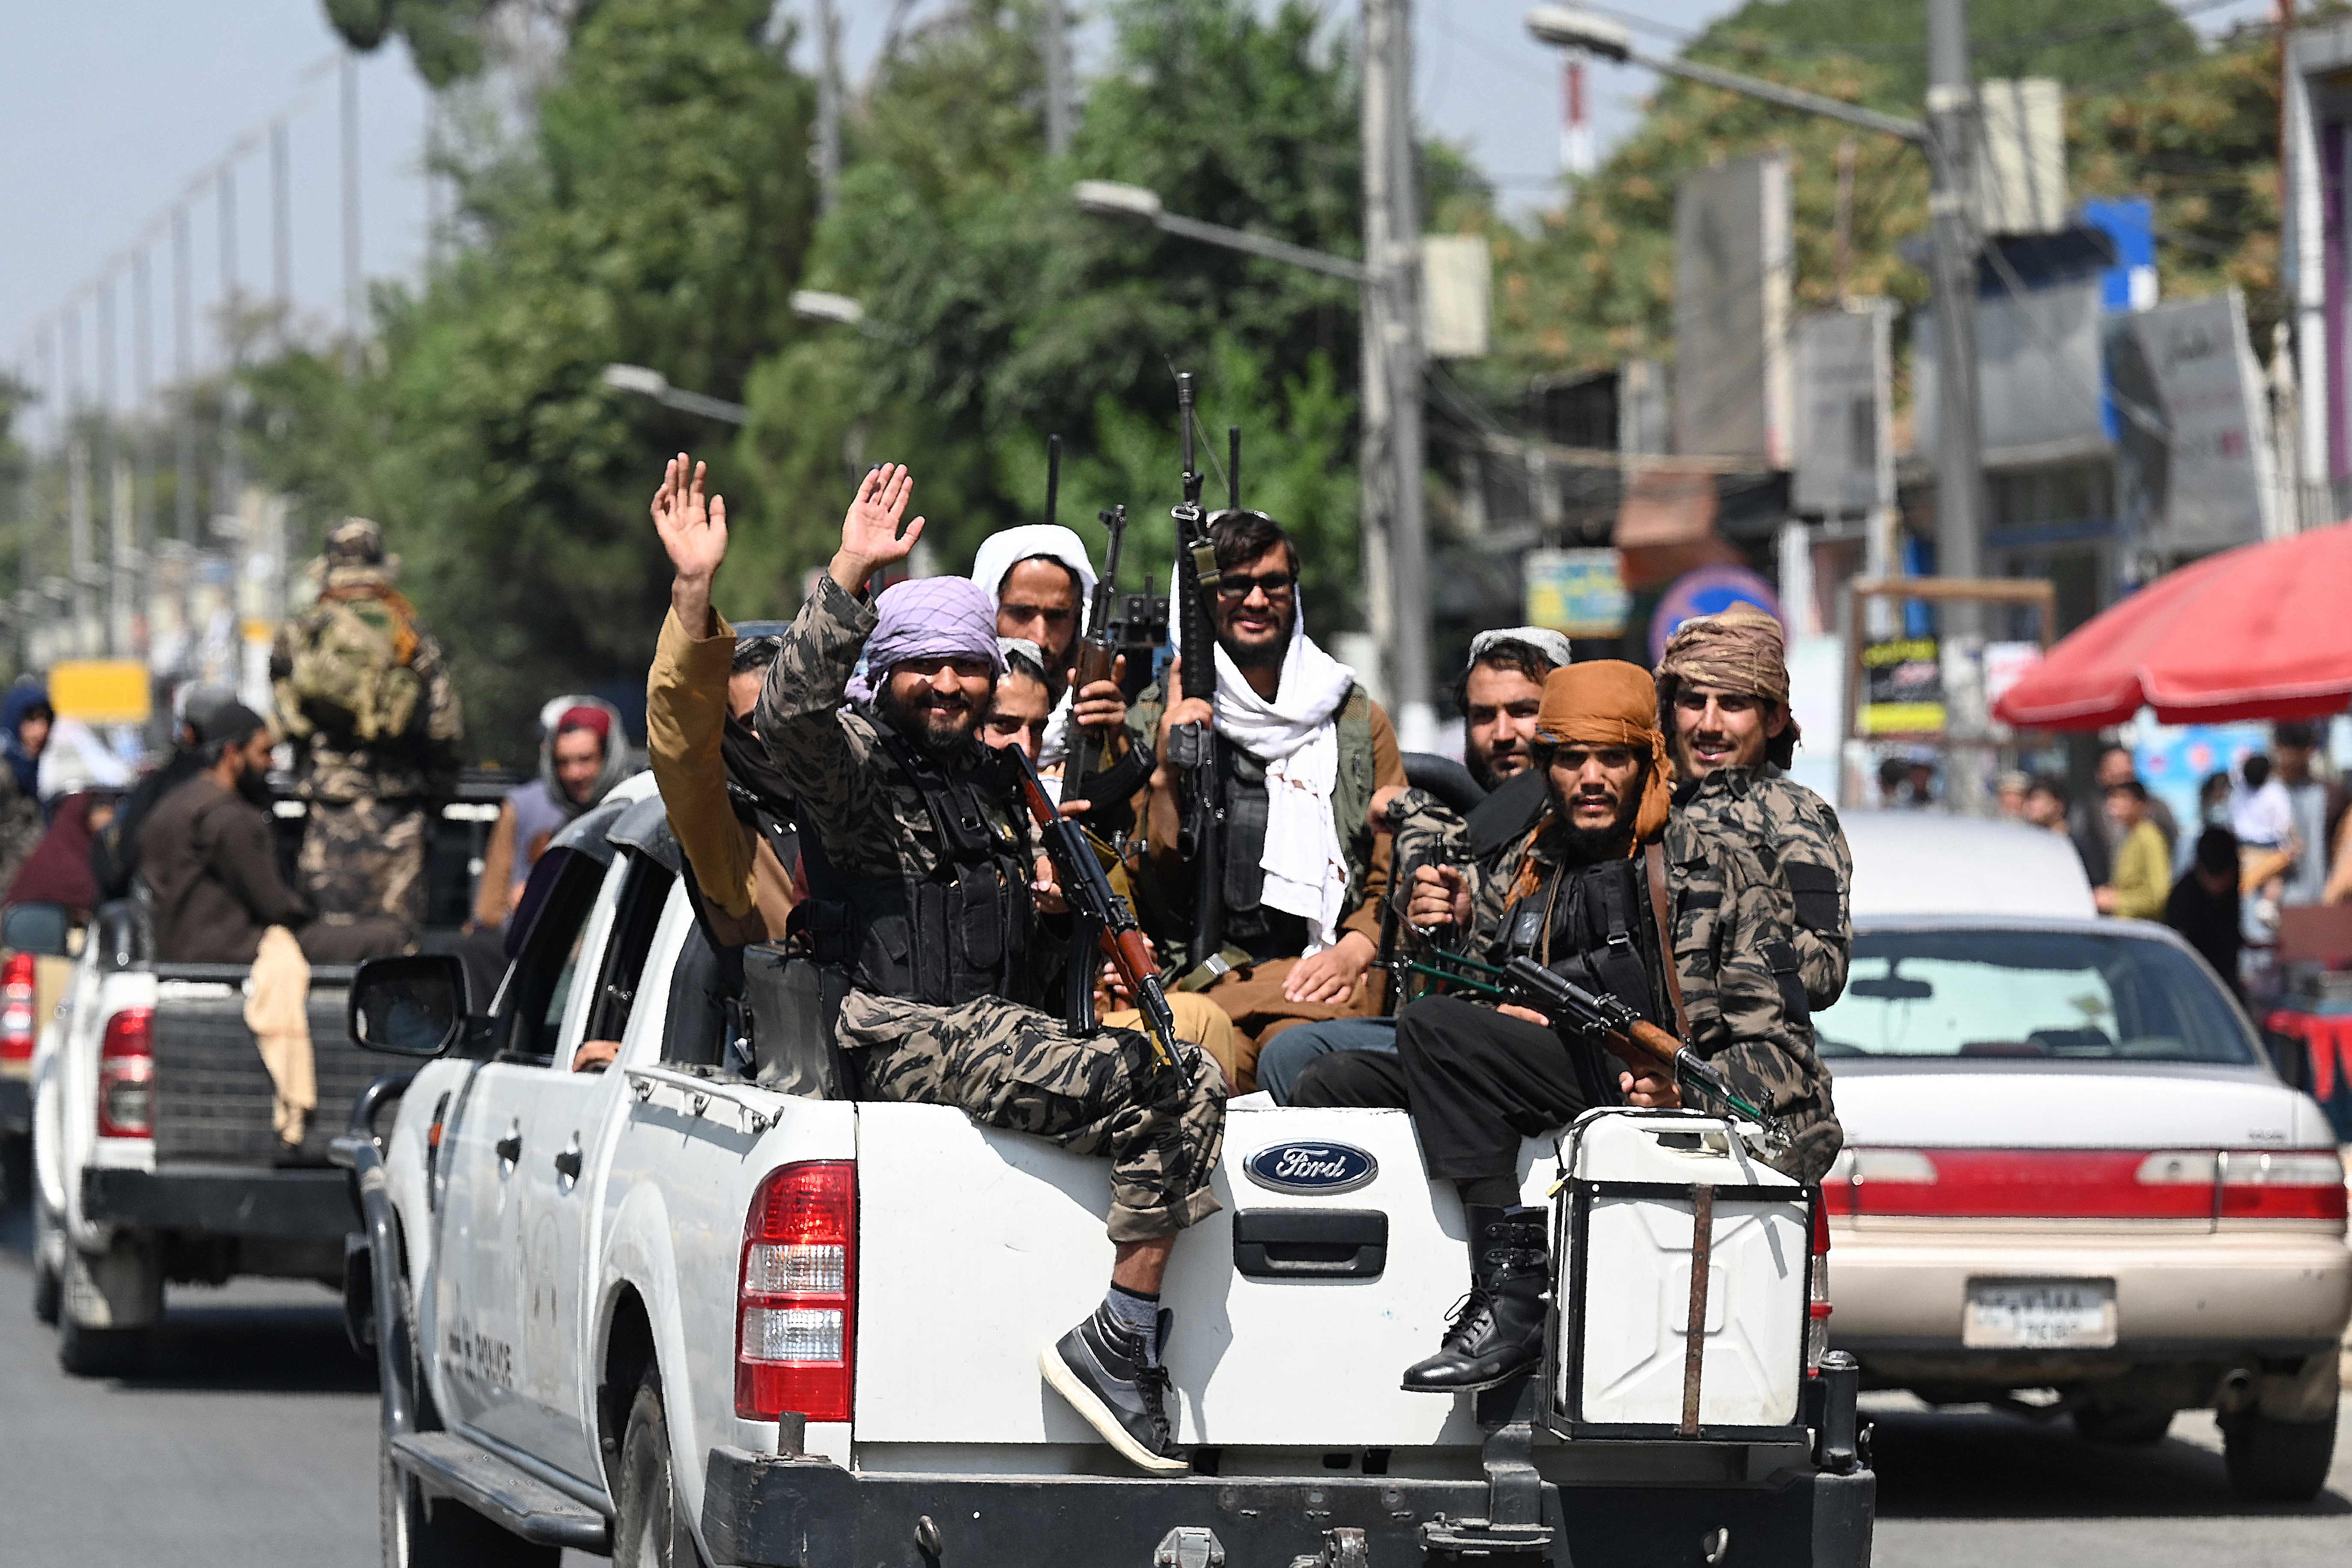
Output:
[854, 1103, 1495, 1451]
[152, 979, 367, 1165]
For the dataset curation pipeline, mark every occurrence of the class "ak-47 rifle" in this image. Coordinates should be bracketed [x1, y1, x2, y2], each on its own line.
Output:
[1165, 373, 1228, 979]
[1000, 740, 1188, 1101]
[1058, 502, 1131, 813]
[1405, 948, 1791, 1150]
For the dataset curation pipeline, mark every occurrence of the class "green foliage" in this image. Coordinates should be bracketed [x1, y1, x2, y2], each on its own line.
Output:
[322, 0, 504, 88]
[1688, 0, 2198, 106]
[734, 0, 1366, 620]
[1488, 0, 2274, 390]
[253, 0, 816, 761]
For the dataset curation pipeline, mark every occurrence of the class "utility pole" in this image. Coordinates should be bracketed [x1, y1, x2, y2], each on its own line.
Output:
[133, 245, 155, 602]
[341, 51, 363, 374]
[97, 275, 121, 656]
[1924, 0, 1988, 812]
[1043, 0, 1072, 157]
[219, 169, 245, 541]
[1924, 0, 1984, 601]
[272, 117, 293, 335]
[68, 435, 95, 659]
[815, 0, 843, 212]
[174, 206, 196, 541]
[1361, 0, 1436, 751]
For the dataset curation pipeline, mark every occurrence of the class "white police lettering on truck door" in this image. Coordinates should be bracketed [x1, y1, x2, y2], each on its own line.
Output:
[506, 854, 685, 1488]
[436, 851, 629, 1452]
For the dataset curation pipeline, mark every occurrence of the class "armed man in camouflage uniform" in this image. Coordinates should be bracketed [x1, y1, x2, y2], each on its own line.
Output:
[1254, 627, 1573, 1102]
[749, 464, 1225, 1477]
[271, 518, 464, 938]
[1293, 660, 1838, 1393]
[1657, 604, 1851, 1009]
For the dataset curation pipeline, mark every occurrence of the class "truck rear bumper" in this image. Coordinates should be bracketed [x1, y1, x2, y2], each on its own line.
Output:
[0, 1073, 28, 1135]
[81, 1163, 356, 1241]
[701, 1449, 1875, 1568]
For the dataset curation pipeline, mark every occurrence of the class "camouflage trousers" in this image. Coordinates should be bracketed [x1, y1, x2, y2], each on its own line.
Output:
[300, 798, 428, 934]
[837, 989, 1228, 1243]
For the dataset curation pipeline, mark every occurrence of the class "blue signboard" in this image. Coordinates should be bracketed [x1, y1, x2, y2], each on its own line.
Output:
[1647, 564, 1782, 664]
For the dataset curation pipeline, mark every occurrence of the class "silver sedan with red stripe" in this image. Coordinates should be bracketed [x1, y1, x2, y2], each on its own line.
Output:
[1817, 815, 2351, 1504]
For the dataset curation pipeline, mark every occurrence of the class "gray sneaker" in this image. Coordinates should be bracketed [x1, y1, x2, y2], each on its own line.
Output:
[1040, 1305, 1187, 1474]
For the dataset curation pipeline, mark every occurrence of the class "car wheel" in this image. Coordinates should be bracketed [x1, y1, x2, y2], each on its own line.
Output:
[30, 1192, 61, 1325]
[57, 1313, 146, 1378]
[378, 1425, 559, 1568]
[614, 1367, 704, 1568]
[2072, 1406, 2174, 1446]
[2221, 1402, 2339, 1503]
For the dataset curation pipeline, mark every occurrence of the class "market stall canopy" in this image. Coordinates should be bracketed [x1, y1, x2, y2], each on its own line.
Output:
[1993, 522, 2352, 729]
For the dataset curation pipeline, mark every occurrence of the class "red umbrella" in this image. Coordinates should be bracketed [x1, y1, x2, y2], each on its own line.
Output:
[1994, 522, 2352, 730]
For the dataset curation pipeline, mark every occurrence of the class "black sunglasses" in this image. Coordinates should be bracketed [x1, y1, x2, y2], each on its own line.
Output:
[1216, 569, 1297, 600]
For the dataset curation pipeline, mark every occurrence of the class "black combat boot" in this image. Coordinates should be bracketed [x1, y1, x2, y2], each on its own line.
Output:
[1402, 1205, 1551, 1393]
[1042, 1305, 1188, 1474]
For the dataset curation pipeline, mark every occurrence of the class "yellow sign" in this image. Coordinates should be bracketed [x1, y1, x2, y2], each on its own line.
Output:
[47, 660, 152, 725]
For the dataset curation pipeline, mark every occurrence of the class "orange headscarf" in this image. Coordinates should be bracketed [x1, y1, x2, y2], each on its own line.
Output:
[1531, 660, 1674, 849]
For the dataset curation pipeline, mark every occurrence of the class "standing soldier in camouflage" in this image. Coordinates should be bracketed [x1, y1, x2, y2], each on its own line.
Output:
[1292, 661, 1838, 1392]
[1656, 603, 1851, 1009]
[741, 463, 1225, 1477]
[271, 518, 464, 938]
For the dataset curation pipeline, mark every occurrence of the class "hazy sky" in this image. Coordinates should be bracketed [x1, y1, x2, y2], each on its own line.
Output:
[1, 0, 2277, 448]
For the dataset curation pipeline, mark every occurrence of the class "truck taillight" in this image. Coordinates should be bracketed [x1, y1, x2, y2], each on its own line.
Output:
[736, 1160, 855, 1423]
[1807, 1192, 1832, 1374]
[97, 1007, 155, 1140]
[0, 951, 36, 1062]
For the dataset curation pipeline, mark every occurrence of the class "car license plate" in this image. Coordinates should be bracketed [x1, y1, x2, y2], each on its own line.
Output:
[1962, 1279, 2116, 1349]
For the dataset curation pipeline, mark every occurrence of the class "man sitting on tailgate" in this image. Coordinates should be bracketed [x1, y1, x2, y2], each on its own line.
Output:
[719, 463, 1224, 1475]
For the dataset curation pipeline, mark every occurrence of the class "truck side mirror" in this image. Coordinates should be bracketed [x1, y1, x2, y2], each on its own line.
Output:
[350, 953, 471, 1058]
[1, 901, 73, 959]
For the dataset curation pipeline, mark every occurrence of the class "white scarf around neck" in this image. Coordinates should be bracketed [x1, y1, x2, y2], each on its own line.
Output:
[1184, 597, 1358, 952]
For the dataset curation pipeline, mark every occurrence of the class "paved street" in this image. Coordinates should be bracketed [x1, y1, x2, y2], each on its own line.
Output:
[1, 1195, 2346, 1566]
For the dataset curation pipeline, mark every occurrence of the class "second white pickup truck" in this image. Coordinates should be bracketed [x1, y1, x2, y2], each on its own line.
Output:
[337, 775, 1875, 1566]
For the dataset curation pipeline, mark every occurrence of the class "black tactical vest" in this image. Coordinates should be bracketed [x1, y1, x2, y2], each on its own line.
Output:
[790, 735, 1036, 1008]
[1490, 851, 1674, 1034]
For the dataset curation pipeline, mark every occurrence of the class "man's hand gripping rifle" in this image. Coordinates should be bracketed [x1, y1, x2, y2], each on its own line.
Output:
[1000, 741, 1189, 1105]
[1406, 947, 1791, 1149]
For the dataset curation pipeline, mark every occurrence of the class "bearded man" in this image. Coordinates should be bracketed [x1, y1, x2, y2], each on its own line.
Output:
[1128, 511, 1408, 1091]
[1292, 661, 1839, 1393]
[756, 466, 1227, 1475]
[1657, 605, 1851, 1008]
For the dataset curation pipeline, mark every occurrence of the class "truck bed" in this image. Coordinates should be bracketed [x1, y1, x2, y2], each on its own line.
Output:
[151, 966, 363, 1166]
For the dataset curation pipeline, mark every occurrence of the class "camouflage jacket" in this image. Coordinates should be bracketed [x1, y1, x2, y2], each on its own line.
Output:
[1391, 791, 1841, 1183]
[270, 581, 466, 802]
[1673, 767, 1851, 1009]
[752, 574, 1028, 884]
[1661, 813, 1842, 1183]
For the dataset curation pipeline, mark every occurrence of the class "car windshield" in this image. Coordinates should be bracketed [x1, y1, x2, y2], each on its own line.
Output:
[1814, 928, 2256, 1065]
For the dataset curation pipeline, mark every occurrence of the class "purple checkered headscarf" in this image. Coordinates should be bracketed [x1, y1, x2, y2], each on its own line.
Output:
[845, 576, 1007, 703]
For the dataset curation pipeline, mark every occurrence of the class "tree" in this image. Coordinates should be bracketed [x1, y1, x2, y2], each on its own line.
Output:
[251, 0, 817, 762]
[1483, 0, 2269, 391]
[735, 0, 1367, 623]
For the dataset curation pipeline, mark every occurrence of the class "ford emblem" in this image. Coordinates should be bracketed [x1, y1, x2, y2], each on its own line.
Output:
[1243, 1141, 1379, 1196]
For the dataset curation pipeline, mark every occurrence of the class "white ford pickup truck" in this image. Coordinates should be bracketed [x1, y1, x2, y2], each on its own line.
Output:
[337, 775, 1875, 1566]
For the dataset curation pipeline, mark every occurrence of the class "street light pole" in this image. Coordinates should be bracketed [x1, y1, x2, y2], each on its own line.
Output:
[1364, 0, 1436, 751]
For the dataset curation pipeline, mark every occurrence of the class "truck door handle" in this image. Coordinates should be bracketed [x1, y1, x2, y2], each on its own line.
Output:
[553, 1140, 583, 1183]
[495, 1129, 523, 1165]
[1233, 1210, 1389, 1279]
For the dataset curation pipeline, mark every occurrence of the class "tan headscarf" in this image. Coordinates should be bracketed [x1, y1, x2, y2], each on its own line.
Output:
[1657, 603, 1790, 705]
[1509, 662, 1674, 897]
